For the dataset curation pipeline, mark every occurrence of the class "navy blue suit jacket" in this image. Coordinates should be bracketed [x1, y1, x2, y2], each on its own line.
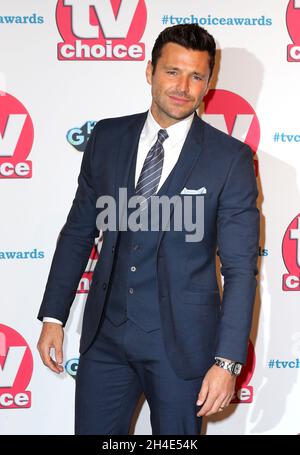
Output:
[38, 111, 259, 380]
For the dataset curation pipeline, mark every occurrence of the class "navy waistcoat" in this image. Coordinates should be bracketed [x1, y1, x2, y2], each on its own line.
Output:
[104, 143, 175, 331]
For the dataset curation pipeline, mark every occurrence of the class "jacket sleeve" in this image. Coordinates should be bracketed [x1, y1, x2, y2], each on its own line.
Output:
[215, 144, 260, 363]
[37, 121, 102, 325]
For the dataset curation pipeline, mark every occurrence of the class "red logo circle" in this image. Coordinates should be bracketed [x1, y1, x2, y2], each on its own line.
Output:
[282, 214, 300, 291]
[0, 92, 33, 178]
[0, 324, 33, 409]
[203, 89, 260, 154]
[286, 0, 300, 45]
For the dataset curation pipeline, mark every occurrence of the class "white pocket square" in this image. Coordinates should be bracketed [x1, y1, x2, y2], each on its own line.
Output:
[180, 186, 207, 195]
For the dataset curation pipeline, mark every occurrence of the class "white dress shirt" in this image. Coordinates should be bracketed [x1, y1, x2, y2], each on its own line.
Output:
[43, 109, 194, 325]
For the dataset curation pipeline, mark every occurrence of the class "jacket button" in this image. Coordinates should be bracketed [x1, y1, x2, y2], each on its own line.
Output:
[129, 288, 134, 294]
[130, 266, 136, 272]
[133, 244, 140, 250]
[102, 283, 107, 290]
[112, 245, 115, 253]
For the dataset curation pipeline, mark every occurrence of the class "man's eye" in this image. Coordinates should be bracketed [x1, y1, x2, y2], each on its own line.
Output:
[167, 71, 176, 75]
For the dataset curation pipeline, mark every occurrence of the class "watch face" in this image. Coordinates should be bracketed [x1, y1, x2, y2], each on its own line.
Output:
[233, 364, 242, 375]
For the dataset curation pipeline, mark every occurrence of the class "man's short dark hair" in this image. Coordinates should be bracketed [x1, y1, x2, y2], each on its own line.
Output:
[151, 24, 216, 79]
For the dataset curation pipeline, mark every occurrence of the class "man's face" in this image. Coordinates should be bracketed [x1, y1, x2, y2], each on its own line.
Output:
[146, 42, 211, 127]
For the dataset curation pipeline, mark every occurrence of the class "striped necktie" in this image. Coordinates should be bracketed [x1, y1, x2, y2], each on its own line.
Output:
[135, 128, 168, 204]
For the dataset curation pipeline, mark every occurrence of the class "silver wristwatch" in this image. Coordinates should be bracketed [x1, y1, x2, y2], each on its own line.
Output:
[214, 357, 243, 376]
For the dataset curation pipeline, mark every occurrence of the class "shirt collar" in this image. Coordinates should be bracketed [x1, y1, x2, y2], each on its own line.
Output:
[143, 108, 195, 147]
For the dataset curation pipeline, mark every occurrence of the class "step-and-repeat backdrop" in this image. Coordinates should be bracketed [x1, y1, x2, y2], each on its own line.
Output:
[0, 0, 300, 435]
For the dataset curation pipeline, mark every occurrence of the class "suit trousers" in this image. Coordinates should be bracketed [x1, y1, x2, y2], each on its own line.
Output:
[75, 314, 203, 435]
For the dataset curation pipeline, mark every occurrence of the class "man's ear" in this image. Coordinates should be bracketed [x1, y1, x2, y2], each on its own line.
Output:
[146, 60, 153, 85]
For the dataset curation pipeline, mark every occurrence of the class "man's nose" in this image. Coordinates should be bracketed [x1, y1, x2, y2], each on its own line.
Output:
[176, 76, 189, 95]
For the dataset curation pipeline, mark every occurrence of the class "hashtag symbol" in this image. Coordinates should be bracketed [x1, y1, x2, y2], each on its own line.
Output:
[162, 15, 169, 25]
[268, 359, 275, 368]
[273, 132, 280, 142]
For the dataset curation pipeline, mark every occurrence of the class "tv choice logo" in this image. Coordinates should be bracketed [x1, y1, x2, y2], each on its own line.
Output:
[287, 0, 300, 61]
[0, 92, 34, 179]
[67, 121, 97, 152]
[0, 325, 33, 409]
[282, 214, 300, 291]
[56, 0, 147, 61]
[202, 89, 260, 176]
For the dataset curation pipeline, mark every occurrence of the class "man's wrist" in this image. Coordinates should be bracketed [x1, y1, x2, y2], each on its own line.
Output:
[214, 357, 243, 376]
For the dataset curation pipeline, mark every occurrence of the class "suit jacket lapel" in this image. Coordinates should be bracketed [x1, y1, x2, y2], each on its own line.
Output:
[114, 111, 148, 197]
[114, 111, 147, 232]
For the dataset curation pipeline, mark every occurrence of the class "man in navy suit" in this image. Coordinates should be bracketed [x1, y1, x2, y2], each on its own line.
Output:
[37, 24, 259, 434]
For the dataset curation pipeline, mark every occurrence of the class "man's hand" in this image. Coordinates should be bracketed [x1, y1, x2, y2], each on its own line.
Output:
[196, 364, 236, 417]
[37, 322, 64, 374]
